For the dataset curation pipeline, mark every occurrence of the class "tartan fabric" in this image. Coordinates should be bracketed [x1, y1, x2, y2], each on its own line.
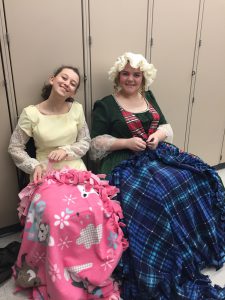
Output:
[148, 103, 160, 135]
[110, 143, 225, 300]
[119, 103, 160, 140]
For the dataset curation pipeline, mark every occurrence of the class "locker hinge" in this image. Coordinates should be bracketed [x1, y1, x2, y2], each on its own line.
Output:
[5, 33, 10, 46]
[88, 36, 92, 46]
[199, 39, 202, 47]
[84, 74, 87, 81]
[220, 154, 222, 161]
[150, 38, 154, 47]
[192, 97, 195, 104]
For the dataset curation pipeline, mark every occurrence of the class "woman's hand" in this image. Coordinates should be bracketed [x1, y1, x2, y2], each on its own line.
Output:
[146, 134, 160, 150]
[33, 165, 44, 184]
[48, 149, 67, 162]
[127, 137, 146, 151]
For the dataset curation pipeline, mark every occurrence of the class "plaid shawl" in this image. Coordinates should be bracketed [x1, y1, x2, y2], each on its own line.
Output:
[110, 143, 225, 300]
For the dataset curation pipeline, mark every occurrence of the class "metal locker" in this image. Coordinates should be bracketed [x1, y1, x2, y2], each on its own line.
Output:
[149, 0, 201, 149]
[3, 0, 86, 117]
[0, 59, 19, 228]
[89, 0, 149, 105]
[187, 0, 225, 165]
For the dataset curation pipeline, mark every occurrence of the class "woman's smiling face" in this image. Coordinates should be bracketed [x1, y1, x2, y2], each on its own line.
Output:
[118, 63, 143, 95]
[50, 68, 79, 98]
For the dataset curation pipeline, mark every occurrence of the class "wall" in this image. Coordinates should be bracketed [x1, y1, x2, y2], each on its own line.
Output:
[0, 0, 225, 228]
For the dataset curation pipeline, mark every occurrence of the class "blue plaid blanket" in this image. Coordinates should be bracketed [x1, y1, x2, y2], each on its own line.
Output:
[110, 143, 225, 300]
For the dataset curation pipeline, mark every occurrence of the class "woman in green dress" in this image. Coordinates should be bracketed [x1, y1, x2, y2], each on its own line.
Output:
[90, 52, 173, 174]
[90, 53, 225, 300]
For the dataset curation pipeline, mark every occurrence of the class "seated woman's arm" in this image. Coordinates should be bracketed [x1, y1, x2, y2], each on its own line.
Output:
[91, 123, 173, 159]
[8, 125, 40, 174]
[157, 124, 173, 143]
[91, 100, 121, 160]
[90, 134, 117, 160]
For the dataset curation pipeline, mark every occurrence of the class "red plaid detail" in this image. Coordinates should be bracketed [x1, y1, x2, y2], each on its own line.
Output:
[120, 103, 160, 140]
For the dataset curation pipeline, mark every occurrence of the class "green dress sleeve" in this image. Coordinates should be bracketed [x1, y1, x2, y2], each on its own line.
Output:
[91, 99, 110, 138]
[91, 95, 134, 139]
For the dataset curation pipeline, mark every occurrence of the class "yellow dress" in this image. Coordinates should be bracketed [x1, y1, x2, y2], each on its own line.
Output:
[18, 101, 87, 171]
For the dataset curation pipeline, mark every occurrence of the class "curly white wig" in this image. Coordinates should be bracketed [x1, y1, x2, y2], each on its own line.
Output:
[108, 52, 157, 91]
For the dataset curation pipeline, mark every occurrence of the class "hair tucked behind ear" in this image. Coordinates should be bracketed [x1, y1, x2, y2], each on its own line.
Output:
[41, 65, 81, 100]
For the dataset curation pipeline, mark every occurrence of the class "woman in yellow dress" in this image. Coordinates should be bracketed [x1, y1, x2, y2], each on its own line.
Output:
[8, 66, 127, 300]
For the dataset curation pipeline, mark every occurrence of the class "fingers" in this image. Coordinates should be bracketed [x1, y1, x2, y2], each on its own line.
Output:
[147, 136, 159, 149]
[48, 149, 67, 162]
[33, 149, 67, 184]
[33, 166, 43, 184]
[136, 142, 146, 151]
[128, 136, 160, 151]
[135, 139, 146, 150]
[132, 138, 146, 151]
[128, 137, 146, 151]
[147, 137, 154, 143]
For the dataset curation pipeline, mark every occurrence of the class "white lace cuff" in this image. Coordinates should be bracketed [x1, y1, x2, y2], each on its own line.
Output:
[90, 134, 117, 160]
[8, 125, 40, 174]
[157, 123, 173, 143]
[58, 121, 91, 160]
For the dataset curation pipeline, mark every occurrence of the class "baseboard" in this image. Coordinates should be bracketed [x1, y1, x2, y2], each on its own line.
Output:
[0, 223, 23, 238]
[214, 162, 225, 170]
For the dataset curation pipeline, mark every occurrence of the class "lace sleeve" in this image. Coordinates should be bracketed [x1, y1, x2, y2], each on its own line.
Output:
[59, 121, 91, 160]
[8, 125, 40, 174]
[90, 134, 117, 161]
[157, 123, 173, 143]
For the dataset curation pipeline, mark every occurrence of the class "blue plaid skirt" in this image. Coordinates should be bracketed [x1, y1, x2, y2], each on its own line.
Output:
[110, 143, 225, 300]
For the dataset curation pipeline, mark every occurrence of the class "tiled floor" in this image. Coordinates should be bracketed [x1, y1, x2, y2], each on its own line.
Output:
[1, 169, 225, 299]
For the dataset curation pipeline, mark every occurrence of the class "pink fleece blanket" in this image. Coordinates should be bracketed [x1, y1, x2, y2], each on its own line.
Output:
[14, 169, 128, 300]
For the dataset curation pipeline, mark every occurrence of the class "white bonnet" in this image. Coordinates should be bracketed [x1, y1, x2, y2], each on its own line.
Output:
[108, 52, 157, 90]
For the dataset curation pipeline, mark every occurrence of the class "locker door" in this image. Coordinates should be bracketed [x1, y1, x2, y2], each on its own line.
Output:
[220, 129, 225, 164]
[187, 0, 225, 165]
[89, 0, 149, 103]
[150, 0, 200, 148]
[4, 0, 85, 116]
[0, 59, 19, 228]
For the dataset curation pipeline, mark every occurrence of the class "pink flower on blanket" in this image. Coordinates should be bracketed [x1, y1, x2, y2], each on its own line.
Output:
[48, 263, 62, 282]
[54, 211, 70, 229]
[57, 236, 73, 250]
[101, 249, 116, 271]
[62, 194, 77, 206]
